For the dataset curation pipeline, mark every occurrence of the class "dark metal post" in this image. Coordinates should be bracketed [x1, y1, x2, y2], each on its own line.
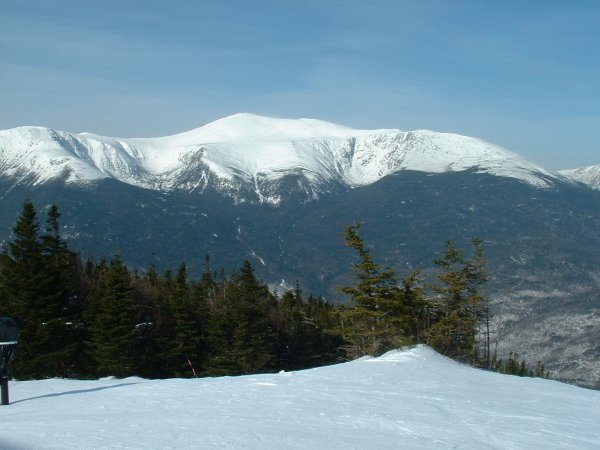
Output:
[0, 376, 8, 405]
[0, 317, 20, 406]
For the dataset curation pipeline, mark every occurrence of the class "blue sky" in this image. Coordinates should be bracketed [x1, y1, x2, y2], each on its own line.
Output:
[1, 0, 598, 169]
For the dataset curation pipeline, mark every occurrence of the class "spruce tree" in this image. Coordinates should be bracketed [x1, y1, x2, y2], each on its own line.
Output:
[399, 271, 428, 344]
[85, 254, 136, 377]
[0, 201, 80, 378]
[338, 224, 408, 358]
[0, 200, 42, 324]
[203, 261, 276, 375]
[168, 263, 203, 377]
[0, 200, 43, 377]
[34, 204, 81, 377]
[274, 289, 344, 370]
[426, 240, 486, 362]
[228, 261, 276, 373]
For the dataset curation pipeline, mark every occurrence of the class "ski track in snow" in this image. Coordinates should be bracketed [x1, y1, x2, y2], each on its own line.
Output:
[1, 346, 599, 449]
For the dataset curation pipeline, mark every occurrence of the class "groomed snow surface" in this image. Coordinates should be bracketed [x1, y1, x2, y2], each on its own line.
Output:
[1, 346, 599, 449]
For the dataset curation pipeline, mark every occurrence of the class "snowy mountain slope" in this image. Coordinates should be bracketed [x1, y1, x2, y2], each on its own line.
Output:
[0, 114, 568, 204]
[560, 164, 600, 190]
[1, 346, 599, 450]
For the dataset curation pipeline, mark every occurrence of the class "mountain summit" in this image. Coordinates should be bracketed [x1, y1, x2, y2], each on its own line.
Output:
[0, 113, 567, 204]
[560, 164, 600, 190]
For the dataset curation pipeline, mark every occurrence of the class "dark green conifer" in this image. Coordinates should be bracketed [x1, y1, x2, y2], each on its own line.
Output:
[84, 254, 136, 377]
[168, 263, 203, 377]
[338, 224, 409, 358]
[0, 201, 80, 378]
[229, 261, 276, 373]
[426, 240, 486, 363]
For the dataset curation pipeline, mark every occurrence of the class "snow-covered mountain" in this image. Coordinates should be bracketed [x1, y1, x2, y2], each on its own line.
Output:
[0, 113, 566, 204]
[560, 164, 600, 190]
[2, 115, 599, 388]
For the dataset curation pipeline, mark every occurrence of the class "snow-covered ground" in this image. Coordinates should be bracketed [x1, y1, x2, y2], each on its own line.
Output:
[1, 346, 598, 449]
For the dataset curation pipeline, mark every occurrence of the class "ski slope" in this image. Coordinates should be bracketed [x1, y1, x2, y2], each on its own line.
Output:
[1, 346, 598, 449]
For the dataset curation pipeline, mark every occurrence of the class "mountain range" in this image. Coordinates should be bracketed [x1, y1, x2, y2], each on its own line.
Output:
[0, 113, 583, 201]
[1, 113, 599, 387]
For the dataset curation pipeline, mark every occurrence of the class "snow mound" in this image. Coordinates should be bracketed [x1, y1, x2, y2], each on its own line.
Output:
[2, 345, 599, 449]
[364, 344, 454, 363]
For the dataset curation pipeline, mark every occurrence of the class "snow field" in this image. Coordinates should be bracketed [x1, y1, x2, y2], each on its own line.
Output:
[0, 114, 568, 193]
[1, 346, 599, 449]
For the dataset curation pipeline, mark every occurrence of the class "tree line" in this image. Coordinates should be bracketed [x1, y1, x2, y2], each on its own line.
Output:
[0, 200, 545, 380]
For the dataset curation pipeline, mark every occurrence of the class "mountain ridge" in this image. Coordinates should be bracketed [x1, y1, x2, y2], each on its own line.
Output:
[0, 113, 571, 204]
[560, 164, 600, 190]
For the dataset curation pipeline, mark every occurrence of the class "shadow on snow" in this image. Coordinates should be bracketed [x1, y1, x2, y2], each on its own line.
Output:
[11, 382, 140, 404]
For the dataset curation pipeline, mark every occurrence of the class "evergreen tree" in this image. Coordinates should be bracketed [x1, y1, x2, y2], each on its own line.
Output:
[0, 200, 44, 377]
[128, 264, 165, 378]
[426, 240, 487, 362]
[34, 204, 81, 377]
[338, 224, 409, 358]
[167, 263, 203, 377]
[0, 201, 80, 378]
[274, 289, 344, 370]
[399, 271, 428, 344]
[204, 261, 277, 375]
[274, 288, 323, 369]
[0, 200, 42, 323]
[228, 261, 276, 373]
[534, 360, 546, 378]
[84, 254, 136, 377]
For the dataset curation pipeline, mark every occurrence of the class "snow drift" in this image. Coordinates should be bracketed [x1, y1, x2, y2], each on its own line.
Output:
[1, 346, 598, 449]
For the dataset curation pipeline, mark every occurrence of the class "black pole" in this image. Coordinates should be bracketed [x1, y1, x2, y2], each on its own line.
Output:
[0, 317, 20, 406]
[0, 377, 8, 405]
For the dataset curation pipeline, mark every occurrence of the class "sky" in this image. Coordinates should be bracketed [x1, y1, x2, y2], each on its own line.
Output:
[1, 0, 598, 170]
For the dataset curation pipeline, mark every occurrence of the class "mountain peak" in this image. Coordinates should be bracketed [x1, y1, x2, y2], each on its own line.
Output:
[559, 164, 600, 190]
[0, 115, 569, 201]
[174, 113, 382, 143]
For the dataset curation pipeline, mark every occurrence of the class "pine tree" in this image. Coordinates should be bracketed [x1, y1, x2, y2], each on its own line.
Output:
[127, 264, 165, 378]
[228, 261, 276, 373]
[0, 201, 80, 378]
[426, 240, 486, 362]
[399, 271, 428, 344]
[273, 288, 322, 370]
[85, 254, 136, 377]
[0, 200, 43, 377]
[0, 200, 42, 323]
[33, 204, 81, 377]
[168, 263, 203, 377]
[338, 224, 408, 358]
[274, 288, 344, 370]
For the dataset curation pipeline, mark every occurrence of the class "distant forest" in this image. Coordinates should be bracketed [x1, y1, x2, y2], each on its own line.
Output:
[0, 200, 547, 380]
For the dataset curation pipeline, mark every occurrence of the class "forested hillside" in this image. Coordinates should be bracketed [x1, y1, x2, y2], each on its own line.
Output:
[0, 200, 547, 381]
